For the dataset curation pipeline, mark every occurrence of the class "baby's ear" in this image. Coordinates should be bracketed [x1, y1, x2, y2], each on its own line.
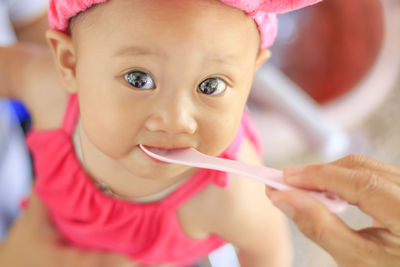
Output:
[46, 29, 77, 94]
[255, 49, 271, 70]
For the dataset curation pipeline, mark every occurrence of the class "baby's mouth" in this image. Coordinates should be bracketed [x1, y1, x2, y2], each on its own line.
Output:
[141, 144, 189, 151]
[139, 145, 188, 164]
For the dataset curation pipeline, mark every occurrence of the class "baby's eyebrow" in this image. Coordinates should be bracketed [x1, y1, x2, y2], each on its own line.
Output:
[202, 53, 238, 67]
[113, 46, 163, 57]
[113, 45, 239, 67]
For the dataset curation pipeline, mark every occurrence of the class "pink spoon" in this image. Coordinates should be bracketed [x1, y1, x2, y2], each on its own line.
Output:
[139, 145, 347, 214]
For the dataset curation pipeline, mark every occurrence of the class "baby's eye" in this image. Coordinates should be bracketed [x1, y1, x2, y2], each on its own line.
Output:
[124, 71, 155, 90]
[198, 78, 227, 96]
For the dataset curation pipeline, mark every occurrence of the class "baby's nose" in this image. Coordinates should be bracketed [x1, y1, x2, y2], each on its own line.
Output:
[144, 99, 197, 135]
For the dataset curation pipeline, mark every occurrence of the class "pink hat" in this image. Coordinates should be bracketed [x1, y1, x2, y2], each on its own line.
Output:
[48, 0, 322, 48]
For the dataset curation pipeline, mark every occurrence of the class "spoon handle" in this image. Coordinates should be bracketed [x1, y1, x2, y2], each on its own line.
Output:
[139, 145, 347, 213]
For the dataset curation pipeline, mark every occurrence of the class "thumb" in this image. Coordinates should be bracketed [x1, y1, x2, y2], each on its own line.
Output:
[59, 248, 136, 267]
[267, 189, 370, 262]
[24, 193, 65, 241]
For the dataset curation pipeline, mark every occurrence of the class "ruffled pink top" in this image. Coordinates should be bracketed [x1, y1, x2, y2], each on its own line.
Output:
[26, 94, 263, 265]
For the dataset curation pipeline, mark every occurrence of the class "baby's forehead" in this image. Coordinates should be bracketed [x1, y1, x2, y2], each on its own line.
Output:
[72, 0, 254, 31]
[71, 0, 260, 56]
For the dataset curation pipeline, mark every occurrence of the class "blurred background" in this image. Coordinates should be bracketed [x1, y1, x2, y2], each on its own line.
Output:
[0, 0, 48, 240]
[1, 0, 400, 266]
[248, 0, 400, 266]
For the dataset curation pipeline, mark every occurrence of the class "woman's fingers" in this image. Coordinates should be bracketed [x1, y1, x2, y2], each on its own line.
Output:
[358, 228, 400, 255]
[266, 188, 378, 265]
[333, 154, 400, 186]
[283, 162, 400, 234]
[273, 156, 400, 266]
[357, 227, 400, 266]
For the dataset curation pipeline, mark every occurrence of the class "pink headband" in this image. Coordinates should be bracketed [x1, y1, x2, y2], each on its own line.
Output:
[48, 0, 322, 49]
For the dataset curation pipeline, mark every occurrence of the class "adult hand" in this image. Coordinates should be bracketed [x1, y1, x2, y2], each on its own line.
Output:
[0, 193, 136, 267]
[266, 154, 400, 267]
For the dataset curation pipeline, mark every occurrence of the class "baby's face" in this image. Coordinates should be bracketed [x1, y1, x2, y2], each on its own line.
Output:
[70, 0, 264, 179]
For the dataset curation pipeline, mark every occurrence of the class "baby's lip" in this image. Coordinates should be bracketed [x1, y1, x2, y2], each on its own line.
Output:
[141, 145, 190, 152]
[140, 145, 190, 161]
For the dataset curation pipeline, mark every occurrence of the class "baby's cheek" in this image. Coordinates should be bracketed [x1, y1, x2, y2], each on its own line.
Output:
[81, 116, 132, 158]
[200, 119, 240, 156]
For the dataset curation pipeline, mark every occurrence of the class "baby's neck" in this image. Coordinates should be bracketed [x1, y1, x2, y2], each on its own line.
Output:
[72, 120, 196, 201]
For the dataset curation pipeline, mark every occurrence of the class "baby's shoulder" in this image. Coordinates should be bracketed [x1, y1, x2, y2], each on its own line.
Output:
[180, 137, 269, 226]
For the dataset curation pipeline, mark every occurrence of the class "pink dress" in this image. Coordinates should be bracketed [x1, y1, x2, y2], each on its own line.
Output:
[26, 94, 263, 265]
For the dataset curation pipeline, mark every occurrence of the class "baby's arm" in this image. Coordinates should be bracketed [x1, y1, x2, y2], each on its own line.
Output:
[0, 44, 68, 129]
[0, 45, 27, 99]
[12, 10, 49, 46]
[200, 139, 292, 267]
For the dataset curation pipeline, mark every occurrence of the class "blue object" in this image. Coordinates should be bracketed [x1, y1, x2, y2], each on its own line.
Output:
[7, 100, 31, 123]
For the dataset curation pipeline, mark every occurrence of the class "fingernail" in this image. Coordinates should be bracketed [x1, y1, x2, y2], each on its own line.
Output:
[270, 195, 295, 219]
[284, 166, 304, 183]
[284, 166, 304, 175]
[265, 186, 276, 198]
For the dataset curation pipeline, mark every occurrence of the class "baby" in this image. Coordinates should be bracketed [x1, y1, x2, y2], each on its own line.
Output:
[13, 0, 321, 266]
